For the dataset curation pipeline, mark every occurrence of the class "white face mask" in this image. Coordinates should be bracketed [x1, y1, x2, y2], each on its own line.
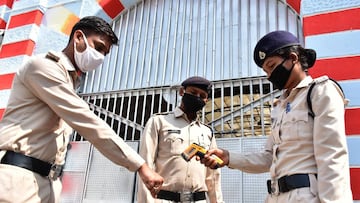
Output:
[74, 31, 105, 72]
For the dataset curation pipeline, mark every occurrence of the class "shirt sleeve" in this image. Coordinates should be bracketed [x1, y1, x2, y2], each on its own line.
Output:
[137, 116, 158, 203]
[312, 80, 352, 202]
[205, 137, 224, 203]
[228, 136, 273, 173]
[20, 56, 144, 171]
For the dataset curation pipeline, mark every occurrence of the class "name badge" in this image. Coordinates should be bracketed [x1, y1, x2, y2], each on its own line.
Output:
[167, 129, 181, 134]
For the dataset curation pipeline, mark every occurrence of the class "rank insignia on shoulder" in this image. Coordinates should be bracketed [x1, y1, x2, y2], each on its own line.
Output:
[45, 52, 60, 62]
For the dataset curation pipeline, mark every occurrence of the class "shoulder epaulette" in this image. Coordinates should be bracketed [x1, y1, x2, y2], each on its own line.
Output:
[307, 76, 345, 118]
[311, 75, 329, 85]
[45, 51, 60, 62]
[153, 111, 172, 116]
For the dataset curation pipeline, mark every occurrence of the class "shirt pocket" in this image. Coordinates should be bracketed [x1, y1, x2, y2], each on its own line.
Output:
[281, 110, 311, 141]
[163, 129, 185, 155]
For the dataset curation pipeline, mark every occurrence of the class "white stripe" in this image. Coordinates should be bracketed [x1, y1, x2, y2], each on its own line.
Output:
[2, 24, 40, 45]
[339, 80, 360, 107]
[301, 0, 360, 16]
[32, 26, 68, 55]
[0, 5, 10, 22]
[0, 55, 30, 75]
[79, 2, 111, 23]
[0, 89, 10, 109]
[305, 30, 360, 59]
[10, 0, 45, 16]
[348, 136, 360, 166]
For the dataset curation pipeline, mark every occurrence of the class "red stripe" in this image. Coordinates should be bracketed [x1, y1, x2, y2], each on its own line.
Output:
[0, 40, 36, 58]
[303, 7, 360, 36]
[0, 18, 6, 29]
[308, 56, 360, 81]
[98, 0, 125, 19]
[351, 168, 360, 200]
[345, 108, 360, 136]
[0, 73, 15, 90]
[7, 9, 43, 29]
[286, 0, 301, 14]
[0, 108, 4, 120]
[0, 0, 14, 8]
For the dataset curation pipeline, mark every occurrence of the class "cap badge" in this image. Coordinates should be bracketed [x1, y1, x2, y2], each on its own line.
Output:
[259, 51, 266, 60]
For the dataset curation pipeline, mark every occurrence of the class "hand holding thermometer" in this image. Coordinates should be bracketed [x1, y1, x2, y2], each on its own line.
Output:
[181, 143, 224, 168]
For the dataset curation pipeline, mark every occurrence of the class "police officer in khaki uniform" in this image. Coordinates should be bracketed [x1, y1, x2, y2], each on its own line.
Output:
[200, 31, 353, 202]
[137, 76, 224, 203]
[0, 16, 163, 203]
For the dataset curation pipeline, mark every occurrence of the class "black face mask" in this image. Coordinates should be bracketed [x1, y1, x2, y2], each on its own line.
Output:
[182, 93, 206, 113]
[268, 59, 294, 90]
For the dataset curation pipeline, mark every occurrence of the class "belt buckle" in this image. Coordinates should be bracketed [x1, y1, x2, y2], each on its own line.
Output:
[180, 191, 193, 203]
[270, 180, 280, 196]
[48, 164, 63, 180]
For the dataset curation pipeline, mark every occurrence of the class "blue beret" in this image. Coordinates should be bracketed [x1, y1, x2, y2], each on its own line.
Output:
[181, 76, 211, 92]
[253, 30, 301, 67]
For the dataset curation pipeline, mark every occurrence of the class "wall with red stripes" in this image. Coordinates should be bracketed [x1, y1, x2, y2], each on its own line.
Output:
[0, 0, 359, 201]
[299, 0, 360, 201]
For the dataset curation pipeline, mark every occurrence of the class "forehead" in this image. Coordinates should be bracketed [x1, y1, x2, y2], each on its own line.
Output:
[263, 55, 282, 65]
[92, 33, 112, 45]
[88, 33, 113, 52]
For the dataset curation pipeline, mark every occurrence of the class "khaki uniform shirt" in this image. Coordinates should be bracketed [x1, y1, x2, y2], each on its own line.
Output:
[228, 76, 353, 202]
[0, 51, 144, 201]
[137, 107, 224, 203]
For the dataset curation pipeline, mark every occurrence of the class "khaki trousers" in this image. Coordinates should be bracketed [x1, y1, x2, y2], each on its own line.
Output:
[0, 163, 62, 203]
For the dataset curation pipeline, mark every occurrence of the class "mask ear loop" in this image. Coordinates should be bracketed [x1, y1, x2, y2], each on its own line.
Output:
[269, 58, 287, 77]
[74, 31, 89, 51]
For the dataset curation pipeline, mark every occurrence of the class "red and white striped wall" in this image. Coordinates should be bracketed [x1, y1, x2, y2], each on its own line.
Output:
[296, 0, 360, 201]
[0, 0, 13, 30]
[0, 0, 43, 119]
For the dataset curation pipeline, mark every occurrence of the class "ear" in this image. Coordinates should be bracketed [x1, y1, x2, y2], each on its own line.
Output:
[73, 30, 84, 43]
[179, 87, 185, 96]
[289, 52, 299, 64]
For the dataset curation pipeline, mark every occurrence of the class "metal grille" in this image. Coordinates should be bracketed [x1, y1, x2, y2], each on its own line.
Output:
[73, 76, 281, 141]
[217, 137, 269, 203]
[82, 142, 139, 202]
[60, 142, 91, 203]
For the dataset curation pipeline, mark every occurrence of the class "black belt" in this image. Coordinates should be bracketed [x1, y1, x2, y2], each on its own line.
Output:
[157, 190, 206, 202]
[267, 174, 314, 194]
[0, 150, 62, 178]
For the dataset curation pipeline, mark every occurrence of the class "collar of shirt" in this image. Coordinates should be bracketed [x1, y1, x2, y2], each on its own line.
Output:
[295, 75, 313, 89]
[280, 76, 313, 106]
[173, 106, 201, 125]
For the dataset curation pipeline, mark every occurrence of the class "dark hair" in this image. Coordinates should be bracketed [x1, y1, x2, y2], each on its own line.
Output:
[272, 45, 316, 70]
[68, 16, 118, 45]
